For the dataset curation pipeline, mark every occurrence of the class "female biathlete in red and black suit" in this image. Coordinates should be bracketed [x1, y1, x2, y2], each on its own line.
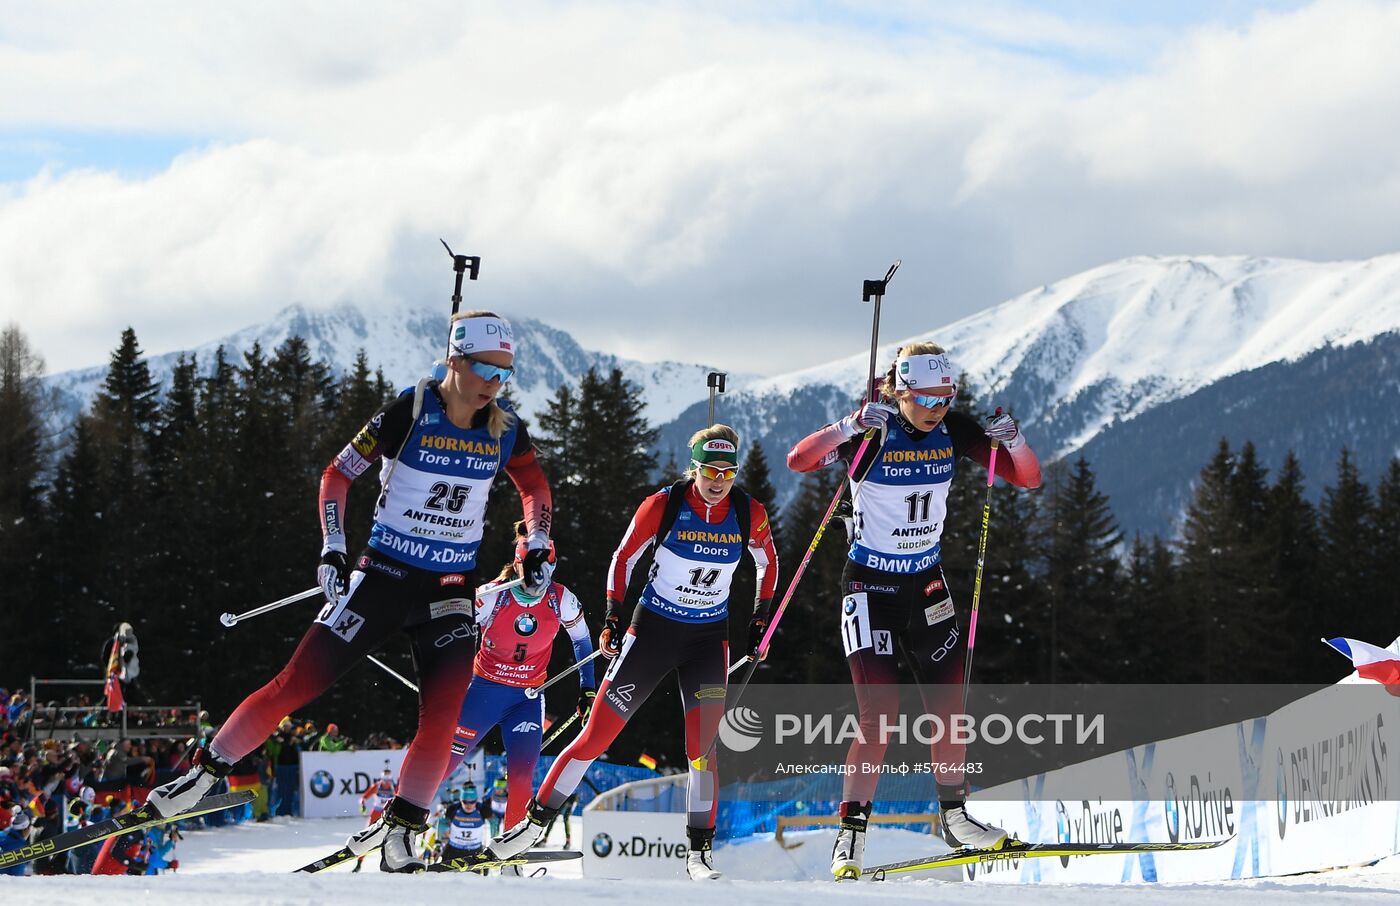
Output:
[486, 425, 779, 881]
[148, 311, 555, 873]
[438, 522, 597, 834]
[788, 342, 1041, 880]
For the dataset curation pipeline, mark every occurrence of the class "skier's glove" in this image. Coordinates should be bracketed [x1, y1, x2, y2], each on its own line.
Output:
[599, 602, 625, 659]
[577, 688, 596, 721]
[984, 410, 1023, 450]
[838, 402, 896, 438]
[520, 531, 556, 595]
[747, 599, 773, 660]
[318, 537, 350, 603]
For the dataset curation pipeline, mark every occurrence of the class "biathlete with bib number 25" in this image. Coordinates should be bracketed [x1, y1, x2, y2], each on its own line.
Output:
[440, 521, 597, 832]
[146, 311, 556, 874]
[788, 342, 1042, 880]
[485, 425, 779, 881]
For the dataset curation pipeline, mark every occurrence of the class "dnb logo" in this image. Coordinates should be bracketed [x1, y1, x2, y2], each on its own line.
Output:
[592, 832, 614, 858]
[515, 613, 538, 636]
[310, 770, 334, 799]
[718, 706, 763, 753]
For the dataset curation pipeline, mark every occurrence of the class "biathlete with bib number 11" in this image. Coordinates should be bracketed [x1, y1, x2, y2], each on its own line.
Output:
[788, 342, 1042, 880]
[483, 425, 780, 881]
[146, 311, 556, 874]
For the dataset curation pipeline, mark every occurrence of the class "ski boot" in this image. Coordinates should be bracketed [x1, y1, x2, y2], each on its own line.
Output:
[485, 798, 556, 861]
[941, 799, 1007, 850]
[830, 800, 870, 881]
[379, 798, 429, 873]
[685, 826, 721, 880]
[146, 747, 232, 819]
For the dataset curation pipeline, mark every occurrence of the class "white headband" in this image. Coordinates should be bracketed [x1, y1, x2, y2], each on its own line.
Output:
[448, 316, 514, 358]
[895, 352, 955, 390]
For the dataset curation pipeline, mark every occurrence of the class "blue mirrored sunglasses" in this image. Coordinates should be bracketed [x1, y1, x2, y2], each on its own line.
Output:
[466, 358, 514, 384]
[911, 390, 955, 409]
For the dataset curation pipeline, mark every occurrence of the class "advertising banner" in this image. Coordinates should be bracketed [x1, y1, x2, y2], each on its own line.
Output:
[300, 749, 408, 819]
[581, 810, 689, 879]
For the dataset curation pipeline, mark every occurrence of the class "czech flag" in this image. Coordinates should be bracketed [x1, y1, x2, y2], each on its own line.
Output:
[637, 753, 657, 771]
[1324, 637, 1400, 694]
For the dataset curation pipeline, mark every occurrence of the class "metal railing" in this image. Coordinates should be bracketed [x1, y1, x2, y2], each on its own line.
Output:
[25, 676, 201, 743]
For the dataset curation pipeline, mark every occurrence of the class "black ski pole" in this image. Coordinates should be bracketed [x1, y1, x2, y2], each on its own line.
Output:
[435, 240, 481, 371]
[726, 260, 901, 714]
[706, 371, 727, 426]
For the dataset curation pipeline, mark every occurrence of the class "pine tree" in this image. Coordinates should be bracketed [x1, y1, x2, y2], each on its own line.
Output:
[1176, 440, 1283, 682]
[738, 439, 782, 549]
[770, 465, 848, 684]
[1319, 448, 1379, 643]
[1176, 441, 1238, 683]
[141, 355, 205, 702]
[728, 439, 784, 659]
[967, 477, 1043, 683]
[87, 328, 161, 634]
[1373, 459, 1400, 642]
[46, 418, 111, 675]
[0, 325, 55, 671]
[1037, 457, 1123, 682]
[534, 368, 658, 607]
[1263, 451, 1323, 680]
[1121, 533, 1178, 678]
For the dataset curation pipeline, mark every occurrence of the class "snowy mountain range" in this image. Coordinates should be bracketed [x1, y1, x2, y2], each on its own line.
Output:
[48, 252, 1400, 538]
[47, 304, 751, 431]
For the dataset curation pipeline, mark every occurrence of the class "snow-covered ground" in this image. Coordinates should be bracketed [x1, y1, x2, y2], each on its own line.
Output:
[6, 816, 1400, 903]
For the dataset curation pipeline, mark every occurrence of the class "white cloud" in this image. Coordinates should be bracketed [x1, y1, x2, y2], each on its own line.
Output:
[1, 0, 1399, 378]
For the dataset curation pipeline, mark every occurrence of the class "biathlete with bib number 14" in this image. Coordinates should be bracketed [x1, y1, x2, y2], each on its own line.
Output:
[145, 311, 556, 874]
[788, 342, 1042, 880]
[484, 425, 780, 881]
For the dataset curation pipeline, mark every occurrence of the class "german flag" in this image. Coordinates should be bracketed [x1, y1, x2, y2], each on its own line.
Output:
[104, 638, 124, 713]
[637, 753, 657, 771]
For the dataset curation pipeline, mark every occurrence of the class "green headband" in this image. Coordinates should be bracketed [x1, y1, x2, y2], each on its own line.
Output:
[691, 437, 738, 465]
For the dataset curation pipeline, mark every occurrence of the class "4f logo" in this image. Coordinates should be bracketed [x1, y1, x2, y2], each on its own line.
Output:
[511, 721, 541, 733]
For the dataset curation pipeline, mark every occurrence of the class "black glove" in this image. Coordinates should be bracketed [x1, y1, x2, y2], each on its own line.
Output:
[599, 602, 625, 658]
[577, 688, 596, 721]
[747, 599, 773, 660]
[318, 547, 350, 602]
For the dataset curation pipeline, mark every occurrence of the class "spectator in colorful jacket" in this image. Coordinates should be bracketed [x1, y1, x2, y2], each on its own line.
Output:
[315, 723, 350, 752]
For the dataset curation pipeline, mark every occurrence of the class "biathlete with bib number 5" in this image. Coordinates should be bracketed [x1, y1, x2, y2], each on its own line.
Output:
[484, 425, 779, 881]
[440, 521, 597, 832]
[146, 311, 555, 874]
[788, 342, 1042, 880]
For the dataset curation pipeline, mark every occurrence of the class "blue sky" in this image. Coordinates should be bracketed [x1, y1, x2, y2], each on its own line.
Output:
[1, 0, 1396, 376]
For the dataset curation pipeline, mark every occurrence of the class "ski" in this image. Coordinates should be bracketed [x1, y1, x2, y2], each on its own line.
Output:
[0, 790, 254, 870]
[294, 845, 360, 873]
[430, 850, 582, 873]
[865, 837, 1232, 878]
[296, 846, 580, 873]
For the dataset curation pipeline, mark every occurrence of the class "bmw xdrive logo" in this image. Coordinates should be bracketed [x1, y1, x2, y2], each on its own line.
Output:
[515, 613, 538, 636]
[1164, 772, 1179, 842]
[592, 832, 613, 857]
[310, 770, 334, 799]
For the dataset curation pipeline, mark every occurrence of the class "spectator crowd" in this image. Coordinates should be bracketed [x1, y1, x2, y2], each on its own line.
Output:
[3, 683, 392, 876]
